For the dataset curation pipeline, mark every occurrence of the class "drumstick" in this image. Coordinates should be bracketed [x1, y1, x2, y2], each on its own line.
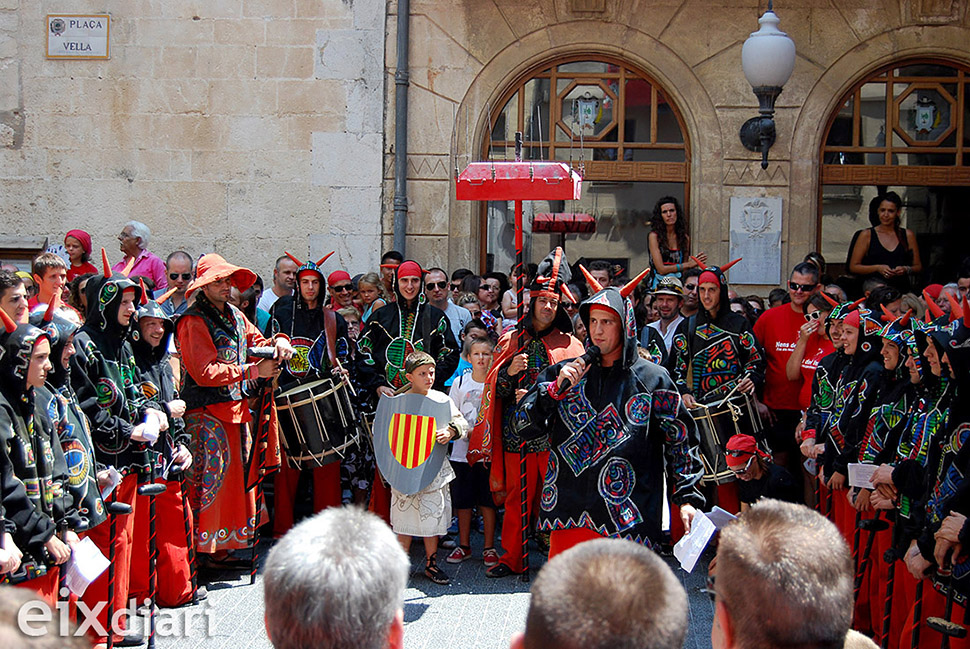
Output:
[709, 373, 750, 409]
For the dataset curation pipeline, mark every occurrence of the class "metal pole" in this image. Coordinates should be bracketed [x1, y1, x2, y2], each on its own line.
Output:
[392, 0, 411, 255]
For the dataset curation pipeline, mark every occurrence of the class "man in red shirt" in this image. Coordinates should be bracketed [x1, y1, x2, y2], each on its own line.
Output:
[752, 261, 820, 501]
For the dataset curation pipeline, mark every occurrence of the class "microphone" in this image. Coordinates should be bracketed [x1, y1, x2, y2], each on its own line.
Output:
[560, 345, 600, 392]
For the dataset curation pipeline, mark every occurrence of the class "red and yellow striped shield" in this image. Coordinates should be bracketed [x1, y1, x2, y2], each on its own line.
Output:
[388, 413, 437, 469]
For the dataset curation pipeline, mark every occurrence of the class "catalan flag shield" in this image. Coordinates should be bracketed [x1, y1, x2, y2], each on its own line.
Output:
[373, 392, 452, 495]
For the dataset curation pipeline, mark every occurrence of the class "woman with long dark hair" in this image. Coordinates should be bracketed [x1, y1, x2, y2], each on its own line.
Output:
[647, 196, 705, 286]
[847, 191, 922, 293]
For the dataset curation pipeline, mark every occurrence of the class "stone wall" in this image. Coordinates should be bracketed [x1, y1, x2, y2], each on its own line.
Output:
[388, 0, 970, 285]
[0, 0, 385, 280]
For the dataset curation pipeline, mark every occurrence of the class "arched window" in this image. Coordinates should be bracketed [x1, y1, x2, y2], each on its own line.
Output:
[819, 59, 970, 285]
[479, 57, 690, 276]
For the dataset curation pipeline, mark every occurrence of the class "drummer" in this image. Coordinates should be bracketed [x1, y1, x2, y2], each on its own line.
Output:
[268, 251, 363, 536]
[669, 258, 765, 513]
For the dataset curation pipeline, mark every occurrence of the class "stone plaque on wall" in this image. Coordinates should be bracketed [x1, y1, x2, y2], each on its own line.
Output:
[729, 196, 782, 285]
[46, 15, 110, 59]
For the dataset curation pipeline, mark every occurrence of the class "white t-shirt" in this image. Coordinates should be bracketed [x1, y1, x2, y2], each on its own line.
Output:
[257, 288, 288, 313]
[447, 373, 485, 463]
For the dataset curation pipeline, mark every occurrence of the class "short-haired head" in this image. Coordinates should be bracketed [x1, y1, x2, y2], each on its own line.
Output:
[461, 332, 494, 356]
[404, 350, 435, 374]
[32, 252, 68, 278]
[715, 500, 852, 649]
[0, 270, 24, 297]
[166, 250, 193, 268]
[522, 538, 687, 649]
[263, 506, 408, 649]
[381, 250, 404, 265]
[791, 261, 820, 285]
[588, 260, 614, 278]
[124, 220, 151, 248]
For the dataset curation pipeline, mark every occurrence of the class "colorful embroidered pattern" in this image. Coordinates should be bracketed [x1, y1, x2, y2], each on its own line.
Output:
[540, 451, 559, 511]
[557, 383, 630, 476]
[624, 393, 652, 426]
[185, 412, 231, 511]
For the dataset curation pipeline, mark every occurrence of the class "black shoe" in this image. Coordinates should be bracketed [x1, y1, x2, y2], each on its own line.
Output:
[486, 563, 519, 578]
[424, 556, 450, 585]
[115, 630, 145, 647]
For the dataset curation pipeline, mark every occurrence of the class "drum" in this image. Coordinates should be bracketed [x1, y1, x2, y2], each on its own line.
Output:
[691, 392, 764, 485]
[275, 378, 362, 469]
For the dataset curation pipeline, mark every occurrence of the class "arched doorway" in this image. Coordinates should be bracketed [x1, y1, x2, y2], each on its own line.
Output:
[479, 56, 690, 277]
[819, 58, 970, 287]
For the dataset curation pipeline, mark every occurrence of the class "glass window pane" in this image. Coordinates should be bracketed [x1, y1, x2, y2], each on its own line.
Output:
[897, 87, 954, 144]
[656, 90, 684, 143]
[490, 91, 518, 142]
[825, 97, 854, 147]
[625, 78, 653, 142]
[521, 78, 551, 144]
[897, 63, 957, 78]
[558, 61, 613, 74]
[859, 82, 887, 147]
[561, 84, 615, 140]
[631, 148, 686, 163]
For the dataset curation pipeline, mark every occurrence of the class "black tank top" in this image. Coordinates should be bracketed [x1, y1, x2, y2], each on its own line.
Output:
[863, 227, 913, 292]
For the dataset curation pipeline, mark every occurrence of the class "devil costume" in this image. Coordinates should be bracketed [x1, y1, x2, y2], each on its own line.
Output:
[513, 269, 705, 549]
[356, 261, 459, 398]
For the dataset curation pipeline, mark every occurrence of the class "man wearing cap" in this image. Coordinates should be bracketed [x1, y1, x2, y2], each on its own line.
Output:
[176, 254, 294, 563]
[269, 252, 358, 536]
[641, 276, 684, 364]
[469, 249, 585, 578]
[327, 269, 358, 312]
[380, 251, 403, 301]
[725, 434, 798, 510]
[510, 263, 704, 557]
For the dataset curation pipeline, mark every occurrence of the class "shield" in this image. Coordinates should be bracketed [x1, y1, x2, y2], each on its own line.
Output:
[373, 393, 452, 495]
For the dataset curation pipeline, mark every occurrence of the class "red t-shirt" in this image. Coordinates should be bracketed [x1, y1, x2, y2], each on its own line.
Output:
[753, 303, 805, 410]
[67, 261, 98, 282]
[798, 337, 835, 410]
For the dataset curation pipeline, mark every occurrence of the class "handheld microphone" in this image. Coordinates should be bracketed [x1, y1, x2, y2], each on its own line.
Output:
[560, 345, 600, 392]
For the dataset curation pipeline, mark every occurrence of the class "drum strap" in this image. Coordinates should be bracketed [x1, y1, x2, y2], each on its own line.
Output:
[324, 308, 338, 368]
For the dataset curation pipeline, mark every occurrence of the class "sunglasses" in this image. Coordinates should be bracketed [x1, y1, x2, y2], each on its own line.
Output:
[169, 273, 192, 281]
[479, 284, 500, 291]
[789, 281, 818, 293]
[804, 310, 823, 322]
[426, 281, 448, 290]
[331, 284, 353, 293]
[450, 283, 462, 291]
[730, 454, 756, 477]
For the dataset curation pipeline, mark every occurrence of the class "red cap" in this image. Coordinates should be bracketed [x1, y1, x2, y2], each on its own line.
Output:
[65, 229, 92, 255]
[924, 284, 944, 301]
[698, 270, 720, 287]
[327, 270, 352, 286]
[725, 434, 769, 468]
[843, 309, 862, 330]
[396, 261, 424, 279]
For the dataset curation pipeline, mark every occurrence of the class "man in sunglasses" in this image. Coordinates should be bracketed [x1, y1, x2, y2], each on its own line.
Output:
[158, 250, 194, 317]
[753, 262, 821, 496]
[327, 269, 357, 311]
[725, 434, 797, 511]
[425, 267, 471, 343]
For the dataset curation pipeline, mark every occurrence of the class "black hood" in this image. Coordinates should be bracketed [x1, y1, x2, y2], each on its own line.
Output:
[131, 296, 174, 364]
[81, 271, 142, 348]
[28, 304, 81, 389]
[0, 322, 48, 402]
[928, 318, 970, 387]
[578, 288, 639, 370]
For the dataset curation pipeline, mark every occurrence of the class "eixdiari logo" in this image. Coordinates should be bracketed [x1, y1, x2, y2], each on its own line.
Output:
[17, 589, 214, 638]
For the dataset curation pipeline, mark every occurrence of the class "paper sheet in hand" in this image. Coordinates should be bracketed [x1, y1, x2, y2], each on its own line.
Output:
[707, 506, 738, 530]
[99, 466, 122, 499]
[673, 511, 716, 573]
[848, 463, 877, 489]
[64, 537, 109, 596]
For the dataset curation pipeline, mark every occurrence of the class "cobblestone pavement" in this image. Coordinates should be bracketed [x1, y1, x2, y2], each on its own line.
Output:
[153, 528, 715, 649]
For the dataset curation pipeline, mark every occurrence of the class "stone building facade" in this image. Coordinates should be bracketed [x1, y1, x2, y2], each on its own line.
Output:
[2, 0, 968, 287]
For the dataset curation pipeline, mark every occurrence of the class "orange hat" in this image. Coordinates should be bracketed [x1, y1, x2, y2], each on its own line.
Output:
[185, 254, 257, 299]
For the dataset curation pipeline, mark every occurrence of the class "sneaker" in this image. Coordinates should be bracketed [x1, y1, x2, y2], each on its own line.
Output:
[440, 535, 457, 549]
[424, 556, 451, 585]
[446, 545, 471, 564]
[483, 547, 499, 568]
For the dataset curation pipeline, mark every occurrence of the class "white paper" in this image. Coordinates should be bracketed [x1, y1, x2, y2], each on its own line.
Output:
[64, 537, 109, 597]
[803, 457, 817, 475]
[99, 466, 122, 499]
[848, 463, 878, 489]
[673, 510, 716, 573]
[707, 506, 738, 530]
[140, 412, 160, 444]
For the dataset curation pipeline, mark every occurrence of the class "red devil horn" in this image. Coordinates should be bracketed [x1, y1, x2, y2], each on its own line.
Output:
[620, 267, 651, 299]
[690, 255, 708, 270]
[923, 290, 944, 319]
[900, 309, 913, 326]
[155, 286, 178, 305]
[561, 284, 577, 304]
[121, 256, 136, 277]
[284, 251, 303, 267]
[138, 279, 149, 306]
[819, 292, 839, 308]
[0, 306, 17, 333]
[719, 258, 743, 274]
[43, 294, 60, 323]
[101, 248, 112, 277]
[880, 304, 895, 322]
[579, 264, 603, 293]
[946, 292, 963, 321]
[849, 297, 865, 311]
[549, 247, 563, 288]
[315, 251, 335, 267]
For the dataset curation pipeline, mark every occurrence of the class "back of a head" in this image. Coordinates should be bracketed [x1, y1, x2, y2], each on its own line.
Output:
[0, 585, 89, 648]
[264, 507, 409, 649]
[524, 538, 687, 649]
[717, 500, 853, 649]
